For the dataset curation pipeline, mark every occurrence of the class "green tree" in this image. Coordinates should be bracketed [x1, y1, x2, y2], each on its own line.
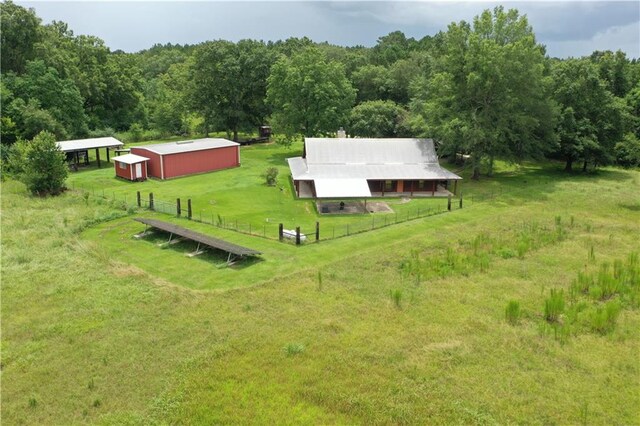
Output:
[0, 1, 41, 73]
[350, 100, 409, 137]
[189, 40, 275, 140]
[371, 31, 416, 66]
[8, 131, 68, 195]
[552, 59, 624, 171]
[267, 47, 356, 137]
[412, 7, 556, 179]
[351, 65, 391, 103]
[614, 133, 640, 167]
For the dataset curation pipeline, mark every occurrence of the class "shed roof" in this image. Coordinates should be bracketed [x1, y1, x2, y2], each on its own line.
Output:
[113, 153, 150, 165]
[135, 138, 239, 155]
[56, 136, 124, 152]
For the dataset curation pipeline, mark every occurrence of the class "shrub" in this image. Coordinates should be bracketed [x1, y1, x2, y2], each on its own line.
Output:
[589, 301, 621, 334]
[505, 300, 521, 325]
[283, 343, 305, 356]
[544, 289, 565, 323]
[390, 289, 403, 309]
[264, 167, 279, 186]
[7, 131, 68, 195]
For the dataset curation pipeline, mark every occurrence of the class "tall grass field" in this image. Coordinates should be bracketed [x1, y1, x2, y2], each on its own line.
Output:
[2, 142, 639, 424]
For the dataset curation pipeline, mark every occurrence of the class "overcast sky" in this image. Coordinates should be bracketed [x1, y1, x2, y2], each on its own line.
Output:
[17, 1, 640, 58]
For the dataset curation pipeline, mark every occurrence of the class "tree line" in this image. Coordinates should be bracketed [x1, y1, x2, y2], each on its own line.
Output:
[2, 1, 639, 179]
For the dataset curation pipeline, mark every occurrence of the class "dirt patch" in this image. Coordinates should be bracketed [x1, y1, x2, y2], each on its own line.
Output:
[316, 200, 393, 214]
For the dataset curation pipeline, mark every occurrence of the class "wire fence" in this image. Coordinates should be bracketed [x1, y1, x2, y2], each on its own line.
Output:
[70, 183, 469, 244]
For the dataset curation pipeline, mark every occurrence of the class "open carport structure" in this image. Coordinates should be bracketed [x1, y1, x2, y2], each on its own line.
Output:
[133, 218, 261, 264]
[56, 136, 124, 168]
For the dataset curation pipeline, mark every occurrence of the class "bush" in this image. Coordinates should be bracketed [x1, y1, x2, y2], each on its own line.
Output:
[505, 300, 521, 325]
[7, 131, 68, 195]
[544, 289, 565, 323]
[264, 167, 279, 186]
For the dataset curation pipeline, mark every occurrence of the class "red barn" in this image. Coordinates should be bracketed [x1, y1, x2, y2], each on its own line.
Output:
[130, 138, 240, 180]
[113, 153, 150, 181]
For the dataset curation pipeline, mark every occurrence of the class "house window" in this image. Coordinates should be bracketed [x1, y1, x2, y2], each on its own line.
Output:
[385, 180, 394, 191]
[119, 162, 127, 170]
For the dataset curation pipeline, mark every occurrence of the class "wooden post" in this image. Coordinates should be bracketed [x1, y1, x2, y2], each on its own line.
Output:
[459, 193, 463, 209]
[149, 193, 154, 210]
[315, 221, 320, 241]
[279, 223, 284, 241]
[106, 148, 110, 163]
[432, 181, 435, 197]
[448, 195, 452, 211]
[136, 191, 141, 207]
[296, 227, 301, 245]
[176, 198, 181, 216]
[96, 148, 101, 168]
[187, 199, 192, 219]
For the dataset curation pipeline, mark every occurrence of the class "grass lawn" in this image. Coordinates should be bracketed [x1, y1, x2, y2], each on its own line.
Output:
[67, 140, 453, 239]
[2, 143, 639, 424]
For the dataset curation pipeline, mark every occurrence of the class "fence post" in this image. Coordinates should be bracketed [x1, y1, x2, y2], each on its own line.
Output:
[279, 223, 284, 241]
[295, 227, 301, 245]
[459, 192, 463, 209]
[176, 198, 181, 216]
[149, 193, 154, 210]
[187, 199, 192, 219]
[315, 221, 320, 242]
[136, 191, 141, 207]
[448, 195, 452, 211]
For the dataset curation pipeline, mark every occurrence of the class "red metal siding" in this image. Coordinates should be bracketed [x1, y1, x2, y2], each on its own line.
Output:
[163, 146, 239, 179]
[131, 148, 163, 179]
[115, 162, 132, 180]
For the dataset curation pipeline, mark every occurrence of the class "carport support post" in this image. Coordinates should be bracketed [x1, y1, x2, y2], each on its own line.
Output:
[279, 223, 284, 241]
[315, 222, 320, 242]
[136, 191, 141, 207]
[187, 199, 192, 219]
[96, 148, 101, 168]
[459, 192, 463, 209]
[176, 198, 181, 217]
[448, 195, 452, 211]
[106, 148, 110, 163]
[296, 227, 301, 245]
[149, 193, 154, 211]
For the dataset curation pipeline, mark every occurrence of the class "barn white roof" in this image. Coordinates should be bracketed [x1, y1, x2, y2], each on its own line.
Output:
[113, 153, 150, 165]
[56, 136, 124, 152]
[136, 138, 239, 155]
[288, 138, 462, 181]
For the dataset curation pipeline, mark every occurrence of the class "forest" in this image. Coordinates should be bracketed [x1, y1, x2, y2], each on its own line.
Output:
[2, 1, 640, 178]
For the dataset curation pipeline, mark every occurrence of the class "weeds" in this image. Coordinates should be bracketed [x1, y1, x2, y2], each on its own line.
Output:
[544, 289, 565, 323]
[589, 301, 621, 334]
[505, 300, 521, 325]
[317, 271, 323, 292]
[283, 343, 305, 356]
[390, 289, 403, 309]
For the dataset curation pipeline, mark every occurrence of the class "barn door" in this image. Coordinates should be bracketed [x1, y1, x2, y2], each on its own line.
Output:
[135, 163, 142, 179]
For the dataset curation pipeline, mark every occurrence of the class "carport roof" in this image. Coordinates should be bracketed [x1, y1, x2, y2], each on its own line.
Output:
[56, 136, 124, 152]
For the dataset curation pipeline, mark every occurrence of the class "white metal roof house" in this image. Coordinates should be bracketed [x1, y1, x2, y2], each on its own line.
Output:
[287, 138, 462, 198]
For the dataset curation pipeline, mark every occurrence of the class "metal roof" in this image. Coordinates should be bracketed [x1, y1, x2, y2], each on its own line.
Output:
[305, 138, 438, 164]
[314, 179, 372, 198]
[135, 138, 239, 155]
[56, 136, 124, 152]
[113, 153, 150, 165]
[134, 218, 261, 257]
[288, 138, 461, 181]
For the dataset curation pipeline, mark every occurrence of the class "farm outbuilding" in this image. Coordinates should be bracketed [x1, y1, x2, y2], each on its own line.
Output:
[113, 153, 150, 181]
[130, 138, 240, 180]
[288, 138, 462, 198]
[56, 136, 124, 168]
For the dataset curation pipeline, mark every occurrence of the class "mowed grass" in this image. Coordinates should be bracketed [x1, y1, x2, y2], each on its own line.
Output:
[2, 153, 640, 424]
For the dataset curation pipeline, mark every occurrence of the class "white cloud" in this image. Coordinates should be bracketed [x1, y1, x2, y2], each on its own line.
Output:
[546, 20, 640, 58]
